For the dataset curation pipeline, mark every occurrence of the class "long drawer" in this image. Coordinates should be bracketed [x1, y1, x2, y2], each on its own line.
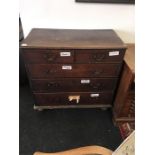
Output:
[27, 64, 121, 78]
[22, 49, 74, 63]
[33, 92, 113, 106]
[31, 78, 118, 92]
[75, 49, 125, 63]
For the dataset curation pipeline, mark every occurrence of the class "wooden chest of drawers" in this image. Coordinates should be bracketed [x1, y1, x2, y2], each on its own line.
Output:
[21, 29, 126, 110]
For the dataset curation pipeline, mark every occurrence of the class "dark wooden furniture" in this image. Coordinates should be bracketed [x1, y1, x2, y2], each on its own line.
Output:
[20, 28, 126, 110]
[113, 44, 135, 125]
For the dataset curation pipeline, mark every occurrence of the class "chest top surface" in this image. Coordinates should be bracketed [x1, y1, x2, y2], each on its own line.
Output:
[21, 28, 126, 49]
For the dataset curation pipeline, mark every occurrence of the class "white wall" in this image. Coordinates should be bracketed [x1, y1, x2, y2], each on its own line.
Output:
[19, 0, 134, 43]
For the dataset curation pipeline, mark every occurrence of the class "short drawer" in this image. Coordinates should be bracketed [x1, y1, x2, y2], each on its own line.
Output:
[22, 49, 74, 63]
[27, 64, 121, 78]
[33, 92, 113, 106]
[31, 78, 118, 92]
[75, 49, 125, 63]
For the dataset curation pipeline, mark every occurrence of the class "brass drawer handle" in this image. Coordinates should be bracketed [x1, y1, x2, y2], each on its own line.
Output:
[93, 70, 104, 76]
[44, 53, 56, 62]
[47, 82, 59, 88]
[92, 53, 105, 62]
[68, 95, 80, 103]
[90, 83, 102, 89]
[46, 70, 57, 74]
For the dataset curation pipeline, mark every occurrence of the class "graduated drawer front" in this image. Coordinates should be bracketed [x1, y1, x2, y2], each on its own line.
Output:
[27, 64, 121, 78]
[75, 49, 125, 63]
[22, 49, 74, 63]
[31, 78, 118, 92]
[33, 92, 113, 106]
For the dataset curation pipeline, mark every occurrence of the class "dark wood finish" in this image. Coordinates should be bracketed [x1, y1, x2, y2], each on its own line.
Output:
[22, 49, 74, 63]
[23, 48, 125, 64]
[31, 78, 118, 92]
[113, 44, 135, 125]
[33, 92, 114, 106]
[20, 29, 126, 49]
[75, 49, 125, 63]
[21, 29, 126, 110]
[27, 64, 121, 78]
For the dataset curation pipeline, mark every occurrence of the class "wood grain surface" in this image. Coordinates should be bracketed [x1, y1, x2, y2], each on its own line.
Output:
[21, 29, 126, 49]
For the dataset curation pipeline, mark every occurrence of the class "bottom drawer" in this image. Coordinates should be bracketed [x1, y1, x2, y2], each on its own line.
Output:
[33, 92, 113, 106]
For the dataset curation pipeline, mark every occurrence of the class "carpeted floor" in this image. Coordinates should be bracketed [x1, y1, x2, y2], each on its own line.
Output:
[19, 85, 122, 155]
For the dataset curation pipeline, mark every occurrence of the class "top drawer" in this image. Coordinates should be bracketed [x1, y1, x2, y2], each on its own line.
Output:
[75, 49, 125, 63]
[22, 49, 74, 63]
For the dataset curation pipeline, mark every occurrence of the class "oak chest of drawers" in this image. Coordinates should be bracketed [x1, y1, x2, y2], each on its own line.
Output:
[21, 28, 126, 110]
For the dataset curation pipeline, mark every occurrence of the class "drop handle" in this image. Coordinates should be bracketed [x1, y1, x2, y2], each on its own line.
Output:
[90, 83, 102, 89]
[44, 53, 56, 62]
[68, 95, 80, 104]
[92, 53, 105, 61]
[47, 82, 59, 88]
[93, 70, 104, 76]
[46, 70, 57, 74]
